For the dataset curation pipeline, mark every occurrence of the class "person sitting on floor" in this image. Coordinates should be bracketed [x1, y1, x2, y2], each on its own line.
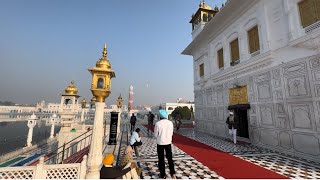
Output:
[130, 128, 142, 157]
[120, 146, 142, 179]
[100, 153, 136, 179]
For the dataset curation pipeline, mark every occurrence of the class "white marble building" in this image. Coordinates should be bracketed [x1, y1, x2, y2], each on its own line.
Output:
[183, 0, 320, 161]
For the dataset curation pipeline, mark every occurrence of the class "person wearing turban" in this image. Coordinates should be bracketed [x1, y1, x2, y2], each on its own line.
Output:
[154, 109, 176, 179]
[100, 153, 136, 179]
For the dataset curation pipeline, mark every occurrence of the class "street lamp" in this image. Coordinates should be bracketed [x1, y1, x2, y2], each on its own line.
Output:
[86, 43, 115, 179]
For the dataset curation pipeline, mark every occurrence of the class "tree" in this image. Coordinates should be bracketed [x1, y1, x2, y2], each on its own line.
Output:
[171, 106, 191, 120]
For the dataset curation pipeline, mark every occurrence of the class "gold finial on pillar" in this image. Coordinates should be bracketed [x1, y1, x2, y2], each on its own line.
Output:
[102, 43, 107, 57]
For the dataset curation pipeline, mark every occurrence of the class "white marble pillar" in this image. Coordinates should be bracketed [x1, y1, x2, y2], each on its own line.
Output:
[117, 108, 121, 136]
[86, 102, 105, 179]
[27, 114, 37, 147]
[81, 108, 85, 123]
[50, 114, 57, 139]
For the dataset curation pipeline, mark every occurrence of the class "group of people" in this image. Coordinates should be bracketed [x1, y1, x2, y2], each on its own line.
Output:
[100, 109, 176, 179]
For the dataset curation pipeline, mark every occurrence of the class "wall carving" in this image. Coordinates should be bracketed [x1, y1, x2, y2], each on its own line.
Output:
[250, 128, 260, 143]
[206, 88, 213, 105]
[250, 116, 257, 127]
[218, 108, 224, 121]
[275, 90, 283, 100]
[283, 62, 307, 76]
[274, 79, 282, 88]
[273, 69, 281, 79]
[250, 105, 256, 115]
[279, 132, 292, 149]
[290, 104, 313, 130]
[255, 72, 271, 83]
[217, 92, 224, 104]
[312, 71, 320, 82]
[292, 134, 320, 155]
[276, 103, 285, 115]
[310, 57, 320, 69]
[260, 129, 278, 147]
[257, 82, 272, 101]
[277, 117, 288, 129]
[315, 85, 320, 97]
[285, 76, 310, 98]
[260, 106, 274, 126]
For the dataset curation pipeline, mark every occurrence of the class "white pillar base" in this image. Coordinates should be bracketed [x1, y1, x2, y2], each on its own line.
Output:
[86, 102, 105, 179]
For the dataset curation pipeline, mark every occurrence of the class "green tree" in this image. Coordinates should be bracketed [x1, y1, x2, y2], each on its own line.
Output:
[171, 106, 191, 120]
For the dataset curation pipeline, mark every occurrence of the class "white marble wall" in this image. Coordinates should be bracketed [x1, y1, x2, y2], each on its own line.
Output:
[194, 55, 320, 162]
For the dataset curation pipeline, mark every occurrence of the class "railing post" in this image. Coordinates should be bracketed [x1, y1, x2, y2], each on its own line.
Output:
[80, 155, 88, 179]
[61, 143, 66, 164]
[34, 157, 45, 179]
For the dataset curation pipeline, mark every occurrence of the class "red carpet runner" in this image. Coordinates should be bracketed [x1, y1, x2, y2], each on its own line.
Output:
[147, 125, 287, 179]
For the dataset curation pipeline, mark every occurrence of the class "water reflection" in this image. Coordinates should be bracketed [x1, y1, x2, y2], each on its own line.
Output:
[0, 120, 61, 155]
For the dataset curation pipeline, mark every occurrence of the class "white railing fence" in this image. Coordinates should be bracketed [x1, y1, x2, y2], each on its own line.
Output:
[0, 156, 87, 179]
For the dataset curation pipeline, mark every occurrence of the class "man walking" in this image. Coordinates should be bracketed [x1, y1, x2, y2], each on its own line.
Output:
[147, 112, 155, 132]
[154, 109, 176, 179]
[226, 111, 238, 144]
[130, 113, 137, 132]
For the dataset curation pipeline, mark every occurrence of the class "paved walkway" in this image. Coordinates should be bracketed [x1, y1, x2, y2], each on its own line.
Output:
[121, 124, 320, 179]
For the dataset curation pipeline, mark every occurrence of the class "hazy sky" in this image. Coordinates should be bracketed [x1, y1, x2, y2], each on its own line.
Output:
[0, 0, 224, 106]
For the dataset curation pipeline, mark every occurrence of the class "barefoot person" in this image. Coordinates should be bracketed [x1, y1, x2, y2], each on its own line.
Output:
[226, 111, 238, 144]
[130, 128, 142, 157]
[154, 109, 176, 179]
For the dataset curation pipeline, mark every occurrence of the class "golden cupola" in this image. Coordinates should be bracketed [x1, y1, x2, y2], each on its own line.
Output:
[88, 43, 116, 102]
[199, 1, 212, 10]
[96, 43, 111, 69]
[65, 81, 78, 95]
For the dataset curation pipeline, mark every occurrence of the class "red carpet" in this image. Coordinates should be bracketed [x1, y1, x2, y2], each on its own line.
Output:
[147, 125, 287, 179]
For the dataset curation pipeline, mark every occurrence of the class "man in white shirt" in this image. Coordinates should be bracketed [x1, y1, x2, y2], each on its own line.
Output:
[130, 128, 142, 157]
[154, 110, 176, 179]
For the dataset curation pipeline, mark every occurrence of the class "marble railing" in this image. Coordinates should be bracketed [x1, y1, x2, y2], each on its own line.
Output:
[0, 156, 87, 179]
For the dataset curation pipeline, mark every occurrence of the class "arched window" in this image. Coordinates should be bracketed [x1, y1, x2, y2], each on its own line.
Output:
[97, 78, 104, 89]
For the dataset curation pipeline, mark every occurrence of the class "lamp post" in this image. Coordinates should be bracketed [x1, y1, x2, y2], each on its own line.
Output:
[26, 113, 37, 147]
[50, 113, 57, 139]
[81, 98, 86, 123]
[86, 43, 115, 179]
[117, 94, 123, 136]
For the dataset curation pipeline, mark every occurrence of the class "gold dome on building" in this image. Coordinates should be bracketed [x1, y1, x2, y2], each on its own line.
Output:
[214, 5, 219, 11]
[199, 1, 212, 10]
[96, 43, 111, 69]
[65, 80, 78, 95]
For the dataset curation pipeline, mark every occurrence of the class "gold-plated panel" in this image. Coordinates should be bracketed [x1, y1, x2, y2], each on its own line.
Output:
[229, 85, 248, 105]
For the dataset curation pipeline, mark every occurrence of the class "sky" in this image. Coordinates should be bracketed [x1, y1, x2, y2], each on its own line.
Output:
[0, 0, 224, 107]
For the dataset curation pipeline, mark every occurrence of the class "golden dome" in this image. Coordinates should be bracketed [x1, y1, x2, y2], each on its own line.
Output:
[199, 1, 212, 10]
[65, 81, 78, 95]
[81, 98, 86, 103]
[96, 43, 111, 69]
[90, 96, 97, 103]
[214, 5, 219, 11]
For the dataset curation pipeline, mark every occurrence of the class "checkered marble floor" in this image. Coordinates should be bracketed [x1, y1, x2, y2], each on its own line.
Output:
[141, 159, 223, 179]
[239, 155, 320, 179]
[120, 124, 223, 179]
[176, 128, 320, 179]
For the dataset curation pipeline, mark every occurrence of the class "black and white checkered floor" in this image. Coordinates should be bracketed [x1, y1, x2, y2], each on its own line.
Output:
[176, 128, 320, 179]
[121, 124, 223, 179]
[119, 124, 320, 179]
